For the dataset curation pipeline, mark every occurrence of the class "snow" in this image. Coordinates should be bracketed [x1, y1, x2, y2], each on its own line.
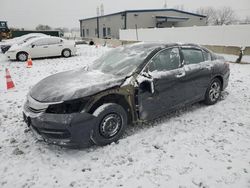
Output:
[0, 45, 250, 187]
[220, 53, 250, 64]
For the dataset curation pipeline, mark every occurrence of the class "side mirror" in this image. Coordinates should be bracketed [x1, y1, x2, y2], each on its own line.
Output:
[138, 66, 154, 94]
[31, 44, 35, 48]
[139, 80, 154, 94]
[141, 66, 152, 79]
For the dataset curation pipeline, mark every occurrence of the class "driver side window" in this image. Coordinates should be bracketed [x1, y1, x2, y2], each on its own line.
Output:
[33, 39, 48, 46]
[148, 47, 181, 72]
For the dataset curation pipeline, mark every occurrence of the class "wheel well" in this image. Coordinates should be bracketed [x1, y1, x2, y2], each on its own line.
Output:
[16, 51, 28, 59]
[89, 94, 133, 125]
[214, 75, 223, 88]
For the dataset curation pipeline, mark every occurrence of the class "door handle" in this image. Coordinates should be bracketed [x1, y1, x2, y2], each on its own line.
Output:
[43, 46, 48, 48]
[176, 71, 185, 78]
[200, 64, 212, 70]
[58, 45, 63, 46]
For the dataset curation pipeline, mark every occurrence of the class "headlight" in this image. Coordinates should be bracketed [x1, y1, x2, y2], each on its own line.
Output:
[46, 98, 89, 114]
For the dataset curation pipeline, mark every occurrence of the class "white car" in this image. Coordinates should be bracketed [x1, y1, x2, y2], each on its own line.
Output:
[0, 33, 47, 53]
[6, 36, 77, 61]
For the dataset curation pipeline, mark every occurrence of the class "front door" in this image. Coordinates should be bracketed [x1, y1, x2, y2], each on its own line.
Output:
[46, 38, 63, 56]
[29, 38, 49, 58]
[137, 47, 187, 120]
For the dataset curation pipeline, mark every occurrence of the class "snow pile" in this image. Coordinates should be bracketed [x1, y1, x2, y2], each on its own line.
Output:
[0, 45, 250, 187]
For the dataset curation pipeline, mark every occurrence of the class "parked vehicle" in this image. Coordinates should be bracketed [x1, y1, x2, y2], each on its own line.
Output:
[6, 36, 76, 61]
[23, 42, 230, 147]
[0, 33, 47, 53]
[0, 21, 11, 42]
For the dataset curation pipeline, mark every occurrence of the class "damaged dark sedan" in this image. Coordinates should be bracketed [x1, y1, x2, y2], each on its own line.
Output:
[23, 42, 230, 147]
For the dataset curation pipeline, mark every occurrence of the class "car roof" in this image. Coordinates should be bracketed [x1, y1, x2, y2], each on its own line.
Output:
[25, 36, 62, 45]
[126, 42, 210, 53]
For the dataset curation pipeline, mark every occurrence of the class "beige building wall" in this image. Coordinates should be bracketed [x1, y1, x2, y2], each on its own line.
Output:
[126, 10, 206, 29]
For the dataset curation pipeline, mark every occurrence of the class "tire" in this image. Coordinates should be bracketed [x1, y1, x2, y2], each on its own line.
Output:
[89, 41, 94, 45]
[17, 52, 28, 61]
[204, 78, 222, 105]
[62, 49, 71, 58]
[91, 103, 127, 146]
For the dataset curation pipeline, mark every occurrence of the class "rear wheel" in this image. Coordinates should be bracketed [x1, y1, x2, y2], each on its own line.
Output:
[91, 103, 127, 146]
[62, 49, 71, 58]
[17, 52, 28, 61]
[204, 78, 222, 105]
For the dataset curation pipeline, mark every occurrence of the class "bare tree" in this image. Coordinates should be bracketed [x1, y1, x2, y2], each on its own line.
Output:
[173, 5, 185, 11]
[54, 27, 69, 33]
[196, 6, 236, 25]
[36, 24, 52, 31]
[215, 7, 236, 25]
[243, 16, 250, 24]
[196, 7, 217, 25]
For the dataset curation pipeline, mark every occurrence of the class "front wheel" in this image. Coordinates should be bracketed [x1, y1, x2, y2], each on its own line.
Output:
[62, 49, 71, 58]
[17, 52, 28, 61]
[91, 103, 127, 146]
[204, 78, 222, 105]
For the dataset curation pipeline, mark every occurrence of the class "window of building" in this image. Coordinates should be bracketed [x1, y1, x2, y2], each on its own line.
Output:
[103, 27, 106, 37]
[182, 48, 204, 65]
[82, 29, 85, 37]
[107, 28, 111, 36]
[95, 28, 98, 36]
[86, 29, 89, 36]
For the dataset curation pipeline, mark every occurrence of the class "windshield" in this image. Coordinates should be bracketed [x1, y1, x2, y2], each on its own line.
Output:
[90, 43, 155, 76]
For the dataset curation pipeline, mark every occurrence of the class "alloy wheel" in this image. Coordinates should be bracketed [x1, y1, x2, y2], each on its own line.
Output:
[209, 82, 221, 102]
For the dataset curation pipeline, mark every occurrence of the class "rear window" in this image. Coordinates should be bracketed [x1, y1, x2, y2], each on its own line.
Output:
[182, 48, 204, 65]
[33, 39, 48, 46]
[203, 51, 212, 61]
[47, 38, 61, 45]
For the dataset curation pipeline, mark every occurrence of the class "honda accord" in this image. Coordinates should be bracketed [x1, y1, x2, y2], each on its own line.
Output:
[23, 42, 230, 147]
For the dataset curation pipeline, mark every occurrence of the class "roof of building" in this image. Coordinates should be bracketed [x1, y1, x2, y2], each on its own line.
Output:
[79, 8, 206, 22]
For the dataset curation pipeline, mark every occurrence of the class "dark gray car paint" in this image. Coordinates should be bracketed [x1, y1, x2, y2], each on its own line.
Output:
[137, 46, 228, 121]
[23, 42, 230, 147]
[30, 68, 124, 102]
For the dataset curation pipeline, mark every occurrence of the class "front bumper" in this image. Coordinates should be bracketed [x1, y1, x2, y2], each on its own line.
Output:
[23, 102, 97, 148]
[5, 51, 16, 60]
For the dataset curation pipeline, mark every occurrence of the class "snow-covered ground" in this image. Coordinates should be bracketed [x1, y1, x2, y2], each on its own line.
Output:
[0, 45, 250, 188]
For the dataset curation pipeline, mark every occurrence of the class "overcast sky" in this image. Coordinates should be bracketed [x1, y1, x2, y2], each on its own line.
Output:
[1, 0, 250, 29]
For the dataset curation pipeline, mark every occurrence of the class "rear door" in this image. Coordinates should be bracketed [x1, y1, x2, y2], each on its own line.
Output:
[29, 38, 50, 58]
[137, 47, 187, 120]
[181, 46, 212, 100]
[47, 38, 63, 56]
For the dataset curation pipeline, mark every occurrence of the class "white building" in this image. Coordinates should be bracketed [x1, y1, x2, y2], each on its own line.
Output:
[79, 9, 206, 39]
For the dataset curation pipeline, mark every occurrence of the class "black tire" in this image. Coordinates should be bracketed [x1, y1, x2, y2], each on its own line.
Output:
[17, 52, 28, 61]
[91, 103, 127, 146]
[204, 78, 222, 105]
[89, 41, 94, 45]
[62, 49, 71, 58]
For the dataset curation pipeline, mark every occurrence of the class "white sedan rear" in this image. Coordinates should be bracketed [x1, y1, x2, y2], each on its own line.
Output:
[6, 36, 77, 61]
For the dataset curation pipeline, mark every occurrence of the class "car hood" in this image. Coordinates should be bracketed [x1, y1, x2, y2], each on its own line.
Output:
[30, 68, 125, 102]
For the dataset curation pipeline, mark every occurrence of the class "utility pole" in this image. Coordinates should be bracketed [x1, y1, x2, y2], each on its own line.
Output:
[163, 0, 167, 8]
[135, 24, 138, 41]
[96, 6, 100, 38]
